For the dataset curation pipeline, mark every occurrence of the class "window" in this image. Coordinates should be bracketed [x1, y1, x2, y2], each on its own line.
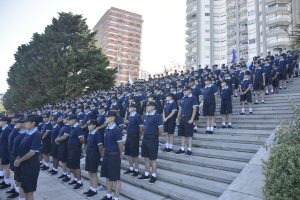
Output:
[205, 13, 210, 16]
[248, 19, 255, 25]
[205, 38, 210, 41]
[205, 29, 210, 33]
[249, 39, 256, 44]
[248, 10, 255, 16]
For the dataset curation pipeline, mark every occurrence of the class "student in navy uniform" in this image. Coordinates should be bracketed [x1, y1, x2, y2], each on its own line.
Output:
[239, 71, 253, 115]
[189, 78, 201, 133]
[253, 61, 266, 104]
[272, 63, 280, 94]
[55, 115, 72, 182]
[176, 86, 198, 155]
[40, 113, 52, 171]
[162, 93, 177, 152]
[6, 119, 27, 199]
[138, 102, 163, 184]
[278, 55, 287, 89]
[100, 111, 123, 200]
[83, 120, 102, 197]
[124, 103, 143, 177]
[14, 114, 42, 200]
[200, 77, 218, 134]
[66, 114, 85, 189]
[0, 116, 13, 189]
[48, 116, 61, 175]
[220, 81, 233, 128]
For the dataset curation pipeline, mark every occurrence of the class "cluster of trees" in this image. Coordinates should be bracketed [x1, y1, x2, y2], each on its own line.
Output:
[3, 12, 115, 111]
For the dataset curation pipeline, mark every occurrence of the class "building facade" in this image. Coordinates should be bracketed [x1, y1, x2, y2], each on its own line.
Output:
[93, 7, 143, 85]
[186, 0, 300, 68]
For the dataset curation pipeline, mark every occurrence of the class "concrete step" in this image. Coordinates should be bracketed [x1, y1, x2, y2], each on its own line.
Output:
[195, 124, 277, 130]
[192, 134, 266, 145]
[197, 128, 272, 137]
[121, 161, 229, 196]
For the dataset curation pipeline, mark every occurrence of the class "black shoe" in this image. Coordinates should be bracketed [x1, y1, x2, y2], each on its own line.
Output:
[205, 130, 210, 134]
[162, 147, 169, 152]
[213, 126, 217, 129]
[51, 170, 58, 175]
[58, 174, 67, 179]
[6, 188, 16, 194]
[101, 196, 113, 200]
[86, 190, 97, 197]
[240, 112, 245, 115]
[227, 125, 232, 129]
[265, 93, 269, 95]
[7, 191, 19, 199]
[68, 180, 77, 185]
[0, 181, 5, 186]
[73, 182, 83, 189]
[221, 125, 226, 129]
[132, 170, 139, 177]
[284, 86, 287, 89]
[250, 112, 253, 115]
[149, 176, 157, 184]
[185, 150, 192, 157]
[138, 174, 150, 180]
[83, 189, 92, 195]
[0, 183, 11, 189]
[41, 166, 49, 171]
[208, 131, 213, 135]
[175, 149, 185, 155]
[124, 169, 134, 174]
[193, 129, 197, 133]
[62, 176, 71, 182]
[48, 169, 55, 173]
[167, 148, 173, 152]
[0, 176, 3, 180]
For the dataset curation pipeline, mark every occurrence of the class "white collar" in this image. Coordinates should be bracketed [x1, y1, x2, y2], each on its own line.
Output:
[1, 124, 8, 131]
[222, 86, 229, 89]
[89, 129, 97, 135]
[27, 127, 38, 135]
[129, 111, 137, 116]
[146, 110, 155, 116]
[53, 124, 58, 128]
[167, 100, 174, 103]
[205, 84, 212, 88]
[185, 93, 192, 97]
[107, 123, 116, 129]
[73, 122, 79, 128]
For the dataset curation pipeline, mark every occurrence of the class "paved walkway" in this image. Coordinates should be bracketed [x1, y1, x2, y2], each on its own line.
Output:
[0, 169, 111, 200]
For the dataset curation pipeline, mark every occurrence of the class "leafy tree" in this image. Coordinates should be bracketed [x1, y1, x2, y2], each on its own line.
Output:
[3, 12, 115, 111]
[292, 25, 300, 50]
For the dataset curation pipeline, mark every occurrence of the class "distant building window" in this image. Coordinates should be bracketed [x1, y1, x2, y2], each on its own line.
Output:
[205, 5, 210, 8]
[248, 19, 255, 25]
[205, 13, 210, 16]
[205, 38, 210, 41]
[249, 39, 256, 44]
[205, 29, 210, 33]
[248, 10, 255, 16]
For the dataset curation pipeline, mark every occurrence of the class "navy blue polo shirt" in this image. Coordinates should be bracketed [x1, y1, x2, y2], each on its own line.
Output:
[143, 111, 163, 137]
[103, 123, 122, 152]
[272, 67, 279, 77]
[87, 129, 102, 149]
[8, 128, 20, 153]
[164, 100, 177, 120]
[220, 87, 233, 101]
[126, 112, 143, 137]
[84, 111, 92, 123]
[180, 94, 198, 116]
[191, 85, 202, 103]
[97, 112, 106, 127]
[239, 79, 252, 91]
[51, 124, 61, 143]
[12, 130, 27, 156]
[253, 67, 265, 79]
[77, 112, 85, 122]
[59, 124, 71, 137]
[18, 127, 41, 157]
[278, 59, 286, 72]
[41, 121, 52, 136]
[202, 85, 218, 102]
[0, 125, 13, 158]
[67, 123, 84, 147]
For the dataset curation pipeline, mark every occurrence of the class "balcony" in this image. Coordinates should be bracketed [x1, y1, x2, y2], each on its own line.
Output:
[240, 6, 247, 14]
[266, 5, 290, 15]
[240, 26, 248, 33]
[240, 35, 248, 42]
[267, 28, 289, 37]
[266, 16, 291, 26]
[268, 38, 290, 48]
[240, 44, 248, 51]
[239, 15, 247, 22]
[228, 39, 236, 46]
[266, 0, 289, 5]
[227, 12, 235, 19]
[185, 51, 197, 58]
[228, 30, 236, 36]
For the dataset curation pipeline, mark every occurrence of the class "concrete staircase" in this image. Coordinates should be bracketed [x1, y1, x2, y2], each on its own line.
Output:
[82, 78, 300, 200]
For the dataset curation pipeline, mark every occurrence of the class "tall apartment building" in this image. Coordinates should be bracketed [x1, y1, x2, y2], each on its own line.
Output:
[93, 7, 143, 85]
[186, 0, 300, 69]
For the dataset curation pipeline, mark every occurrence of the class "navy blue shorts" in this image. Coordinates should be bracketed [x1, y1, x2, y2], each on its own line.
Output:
[41, 138, 51, 154]
[279, 72, 287, 80]
[164, 119, 176, 134]
[57, 143, 68, 163]
[101, 152, 121, 181]
[220, 100, 232, 115]
[240, 91, 252, 103]
[253, 78, 264, 91]
[141, 136, 159, 160]
[50, 142, 59, 159]
[178, 117, 194, 137]
[20, 154, 40, 193]
[67, 145, 81, 169]
[85, 148, 100, 173]
[203, 101, 216, 117]
[124, 135, 140, 157]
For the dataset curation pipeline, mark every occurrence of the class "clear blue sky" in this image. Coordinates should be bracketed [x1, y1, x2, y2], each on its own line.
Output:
[0, 0, 186, 93]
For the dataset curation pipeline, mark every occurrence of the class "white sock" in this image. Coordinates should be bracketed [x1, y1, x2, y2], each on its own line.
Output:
[134, 168, 139, 172]
[228, 122, 232, 126]
[165, 143, 169, 148]
[206, 127, 209, 131]
[91, 187, 97, 192]
[63, 172, 67, 175]
[242, 108, 245, 113]
[188, 148, 192, 151]
[180, 147, 184, 151]
[4, 178, 10, 184]
[129, 167, 134, 171]
[74, 178, 77, 181]
[67, 175, 71, 178]
[44, 162, 49, 167]
[114, 198, 119, 200]
[53, 168, 58, 171]
[210, 127, 214, 131]
[152, 173, 156, 177]
[15, 186, 20, 193]
[169, 144, 173, 149]
[19, 198, 25, 200]
[77, 180, 82, 184]
[145, 171, 149, 176]
[0, 171, 3, 176]
[194, 126, 197, 130]
[271, 89, 274, 93]
[106, 193, 112, 198]
[249, 108, 253, 112]
[222, 122, 226, 126]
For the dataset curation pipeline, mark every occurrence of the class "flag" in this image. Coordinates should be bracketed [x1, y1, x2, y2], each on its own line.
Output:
[164, 65, 167, 75]
[232, 49, 237, 63]
[128, 71, 133, 85]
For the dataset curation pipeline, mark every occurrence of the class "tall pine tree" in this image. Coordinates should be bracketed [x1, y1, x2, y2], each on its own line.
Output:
[3, 12, 115, 111]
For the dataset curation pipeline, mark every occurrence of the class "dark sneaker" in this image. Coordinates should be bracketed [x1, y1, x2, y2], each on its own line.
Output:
[193, 128, 197, 133]
[205, 130, 210, 134]
[221, 125, 226, 129]
[213, 125, 217, 129]
[48, 169, 55, 173]
[6, 188, 15, 194]
[73, 182, 83, 189]
[249, 112, 253, 115]
[162, 147, 169, 152]
[51, 170, 58, 175]
[7, 191, 19, 199]
[167, 148, 173, 152]
[175, 149, 185, 155]
[284, 86, 287, 89]
[0, 176, 3, 180]
[0, 183, 11, 189]
[149, 176, 157, 184]
[138, 174, 150, 180]
[101, 196, 113, 200]
[41, 166, 49, 171]
[62, 176, 71, 182]
[58, 174, 67, 179]
[254, 101, 258, 104]
[132, 170, 139, 177]
[239, 112, 245, 115]
[227, 125, 232, 129]
[185, 150, 192, 157]
[124, 169, 134, 174]
[207, 131, 213, 135]
[83, 189, 92, 195]
[86, 190, 97, 197]
[68, 180, 77, 185]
